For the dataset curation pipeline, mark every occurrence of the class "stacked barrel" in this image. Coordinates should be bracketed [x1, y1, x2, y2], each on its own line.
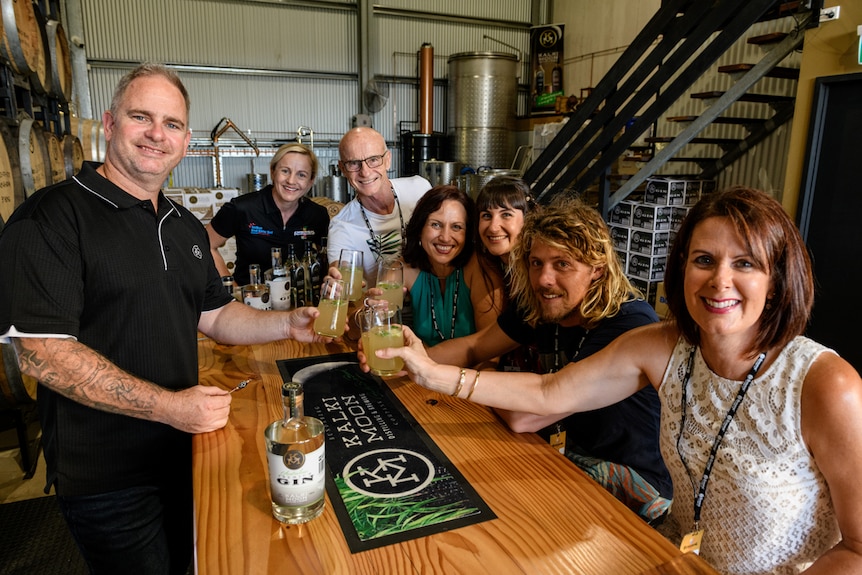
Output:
[0, 0, 93, 228]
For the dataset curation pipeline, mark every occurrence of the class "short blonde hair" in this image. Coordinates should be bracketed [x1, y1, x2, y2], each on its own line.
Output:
[270, 143, 319, 181]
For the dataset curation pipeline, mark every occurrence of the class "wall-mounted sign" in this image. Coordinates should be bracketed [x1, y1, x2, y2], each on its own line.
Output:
[530, 24, 565, 115]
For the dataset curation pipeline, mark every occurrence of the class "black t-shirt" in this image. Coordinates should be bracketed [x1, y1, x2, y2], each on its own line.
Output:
[0, 162, 234, 496]
[497, 299, 673, 499]
[209, 186, 329, 285]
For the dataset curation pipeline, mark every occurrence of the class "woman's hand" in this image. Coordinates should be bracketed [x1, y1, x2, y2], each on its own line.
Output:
[374, 326, 460, 394]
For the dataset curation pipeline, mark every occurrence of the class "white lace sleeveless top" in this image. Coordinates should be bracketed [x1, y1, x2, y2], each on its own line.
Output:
[658, 336, 840, 575]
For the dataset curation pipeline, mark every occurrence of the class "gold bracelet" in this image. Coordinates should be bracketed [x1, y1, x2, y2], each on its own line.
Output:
[465, 370, 481, 401]
[452, 368, 466, 397]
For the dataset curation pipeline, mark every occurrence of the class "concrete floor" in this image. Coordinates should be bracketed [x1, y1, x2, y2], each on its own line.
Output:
[0, 419, 51, 504]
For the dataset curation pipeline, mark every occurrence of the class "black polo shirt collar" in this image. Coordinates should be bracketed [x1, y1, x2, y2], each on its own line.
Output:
[73, 162, 182, 218]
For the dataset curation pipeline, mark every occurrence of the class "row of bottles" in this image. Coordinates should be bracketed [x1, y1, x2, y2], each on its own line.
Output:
[235, 238, 328, 311]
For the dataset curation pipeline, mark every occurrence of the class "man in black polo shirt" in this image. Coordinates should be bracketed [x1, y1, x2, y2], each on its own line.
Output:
[365, 197, 672, 523]
[0, 64, 329, 575]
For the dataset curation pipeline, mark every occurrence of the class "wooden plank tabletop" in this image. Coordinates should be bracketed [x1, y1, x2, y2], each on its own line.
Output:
[192, 336, 719, 574]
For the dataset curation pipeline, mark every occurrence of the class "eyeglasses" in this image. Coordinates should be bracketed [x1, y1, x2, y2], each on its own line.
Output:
[341, 150, 388, 172]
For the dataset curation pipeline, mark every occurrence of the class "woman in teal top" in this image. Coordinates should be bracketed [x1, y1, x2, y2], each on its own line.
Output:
[401, 186, 503, 347]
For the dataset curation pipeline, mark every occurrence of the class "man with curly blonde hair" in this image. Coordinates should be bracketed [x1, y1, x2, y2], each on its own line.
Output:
[422, 196, 671, 523]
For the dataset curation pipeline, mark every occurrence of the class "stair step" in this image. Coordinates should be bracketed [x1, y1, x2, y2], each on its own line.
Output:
[691, 91, 795, 104]
[747, 32, 789, 45]
[667, 115, 767, 125]
[646, 136, 740, 146]
[717, 63, 800, 80]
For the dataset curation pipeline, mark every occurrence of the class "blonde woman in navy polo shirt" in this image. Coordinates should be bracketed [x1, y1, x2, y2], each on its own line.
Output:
[206, 143, 329, 286]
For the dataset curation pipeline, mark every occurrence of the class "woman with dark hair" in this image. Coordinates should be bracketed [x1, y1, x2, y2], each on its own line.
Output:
[384, 186, 862, 574]
[474, 175, 534, 282]
[401, 185, 504, 347]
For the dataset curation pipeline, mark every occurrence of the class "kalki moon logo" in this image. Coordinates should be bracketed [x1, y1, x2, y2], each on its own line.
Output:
[192, 244, 203, 259]
[342, 448, 435, 498]
[284, 449, 306, 470]
[540, 29, 558, 48]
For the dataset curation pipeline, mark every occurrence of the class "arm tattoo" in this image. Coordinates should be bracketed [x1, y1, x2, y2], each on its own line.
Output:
[13, 337, 162, 418]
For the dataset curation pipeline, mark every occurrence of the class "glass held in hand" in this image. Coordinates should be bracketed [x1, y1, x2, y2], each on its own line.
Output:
[337, 249, 364, 302]
[313, 277, 348, 337]
[360, 303, 404, 376]
[375, 258, 404, 311]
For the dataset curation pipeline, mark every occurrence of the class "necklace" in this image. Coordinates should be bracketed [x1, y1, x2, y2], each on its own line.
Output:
[676, 346, 766, 535]
[357, 186, 405, 261]
[428, 268, 460, 341]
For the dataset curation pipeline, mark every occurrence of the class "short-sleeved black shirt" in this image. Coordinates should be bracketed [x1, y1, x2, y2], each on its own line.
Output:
[209, 186, 329, 285]
[497, 299, 672, 499]
[0, 162, 234, 496]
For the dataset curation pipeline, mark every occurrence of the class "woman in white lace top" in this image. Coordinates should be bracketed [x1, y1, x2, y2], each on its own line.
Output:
[385, 186, 862, 574]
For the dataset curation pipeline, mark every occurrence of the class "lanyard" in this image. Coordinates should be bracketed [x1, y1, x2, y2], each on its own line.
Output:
[549, 324, 589, 373]
[429, 268, 460, 341]
[358, 186, 405, 259]
[677, 347, 766, 529]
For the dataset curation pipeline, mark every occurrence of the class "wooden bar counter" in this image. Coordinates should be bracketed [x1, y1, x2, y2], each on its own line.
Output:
[193, 336, 718, 575]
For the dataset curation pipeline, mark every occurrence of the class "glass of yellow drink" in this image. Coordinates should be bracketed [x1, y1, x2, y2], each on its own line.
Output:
[360, 303, 404, 376]
[337, 249, 364, 302]
[314, 278, 348, 337]
[375, 258, 404, 311]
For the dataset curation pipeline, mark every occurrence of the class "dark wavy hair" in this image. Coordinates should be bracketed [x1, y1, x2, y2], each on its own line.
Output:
[402, 185, 476, 273]
[664, 186, 814, 355]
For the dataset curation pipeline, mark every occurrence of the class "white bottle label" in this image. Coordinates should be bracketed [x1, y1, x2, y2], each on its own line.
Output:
[243, 294, 272, 310]
[267, 277, 291, 311]
[266, 444, 325, 506]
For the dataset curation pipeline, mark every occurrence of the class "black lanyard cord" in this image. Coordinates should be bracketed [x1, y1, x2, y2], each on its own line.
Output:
[676, 347, 766, 528]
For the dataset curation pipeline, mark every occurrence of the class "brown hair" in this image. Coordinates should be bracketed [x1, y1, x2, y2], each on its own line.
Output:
[403, 185, 476, 272]
[110, 63, 190, 117]
[509, 195, 639, 328]
[664, 186, 814, 354]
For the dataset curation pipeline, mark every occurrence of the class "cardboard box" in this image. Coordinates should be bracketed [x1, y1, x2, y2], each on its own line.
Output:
[608, 201, 635, 226]
[615, 249, 627, 271]
[629, 278, 669, 317]
[609, 225, 631, 251]
[644, 178, 686, 206]
[629, 229, 671, 256]
[671, 206, 690, 230]
[627, 253, 666, 281]
[218, 237, 237, 274]
[631, 203, 673, 231]
[183, 188, 215, 221]
[212, 188, 240, 210]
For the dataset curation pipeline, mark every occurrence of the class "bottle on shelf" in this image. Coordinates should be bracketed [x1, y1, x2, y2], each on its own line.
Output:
[242, 264, 271, 310]
[267, 247, 291, 311]
[263, 381, 326, 524]
[287, 244, 306, 308]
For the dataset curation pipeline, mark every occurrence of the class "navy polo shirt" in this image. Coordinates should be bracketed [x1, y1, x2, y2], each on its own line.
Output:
[209, 185, 329, 285]
[0, 162, 234, 495]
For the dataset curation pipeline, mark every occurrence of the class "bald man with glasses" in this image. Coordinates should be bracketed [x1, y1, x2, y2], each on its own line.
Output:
[327, 127, 430, 286]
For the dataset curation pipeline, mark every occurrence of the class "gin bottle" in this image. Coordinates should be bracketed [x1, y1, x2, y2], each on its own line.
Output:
[267, 247, 291, 311]
[264, 381, 326, 524]
[303, 240, 319, 306]
[242, 264, 271, 310]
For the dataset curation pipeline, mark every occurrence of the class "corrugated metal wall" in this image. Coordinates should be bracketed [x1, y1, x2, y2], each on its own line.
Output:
[74, 0, 534, 189]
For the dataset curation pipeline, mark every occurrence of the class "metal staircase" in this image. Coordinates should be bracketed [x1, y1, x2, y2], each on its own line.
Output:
[523, 0, 821, 216]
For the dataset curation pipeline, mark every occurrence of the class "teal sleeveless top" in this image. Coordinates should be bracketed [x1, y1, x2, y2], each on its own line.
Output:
[409, 268, 475, 347]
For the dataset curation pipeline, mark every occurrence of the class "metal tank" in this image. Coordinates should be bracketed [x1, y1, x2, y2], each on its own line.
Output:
[447, 51, 518, 171]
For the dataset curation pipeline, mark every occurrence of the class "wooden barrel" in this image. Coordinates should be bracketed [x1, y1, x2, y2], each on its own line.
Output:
[62, 133, 84, 178]
[0, 0, 50, 94]
[0, 343, 37, 409]
[16, 114, 50, 197]
[70, 116, 106, 162]
[46, 130, 65, 184]
[45, 19, 71, 102]
[0, 118, 24, 224]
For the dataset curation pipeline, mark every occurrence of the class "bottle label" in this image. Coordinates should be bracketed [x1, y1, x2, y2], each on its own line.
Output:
[267, 277, 291, 311]
[267, 444, 326, 506]
[243, 294, 272, 311]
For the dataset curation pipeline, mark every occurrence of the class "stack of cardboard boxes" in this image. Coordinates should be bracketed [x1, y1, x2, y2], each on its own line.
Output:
[608, 177, 715, 318]
[165, 187, 241, 274]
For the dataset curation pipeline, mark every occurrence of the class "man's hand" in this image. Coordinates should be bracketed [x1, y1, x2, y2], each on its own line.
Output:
[157, 385, 232, 433]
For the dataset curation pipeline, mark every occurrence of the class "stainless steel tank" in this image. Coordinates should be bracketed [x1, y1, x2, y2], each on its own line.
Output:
[447, 52, 518, 171]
